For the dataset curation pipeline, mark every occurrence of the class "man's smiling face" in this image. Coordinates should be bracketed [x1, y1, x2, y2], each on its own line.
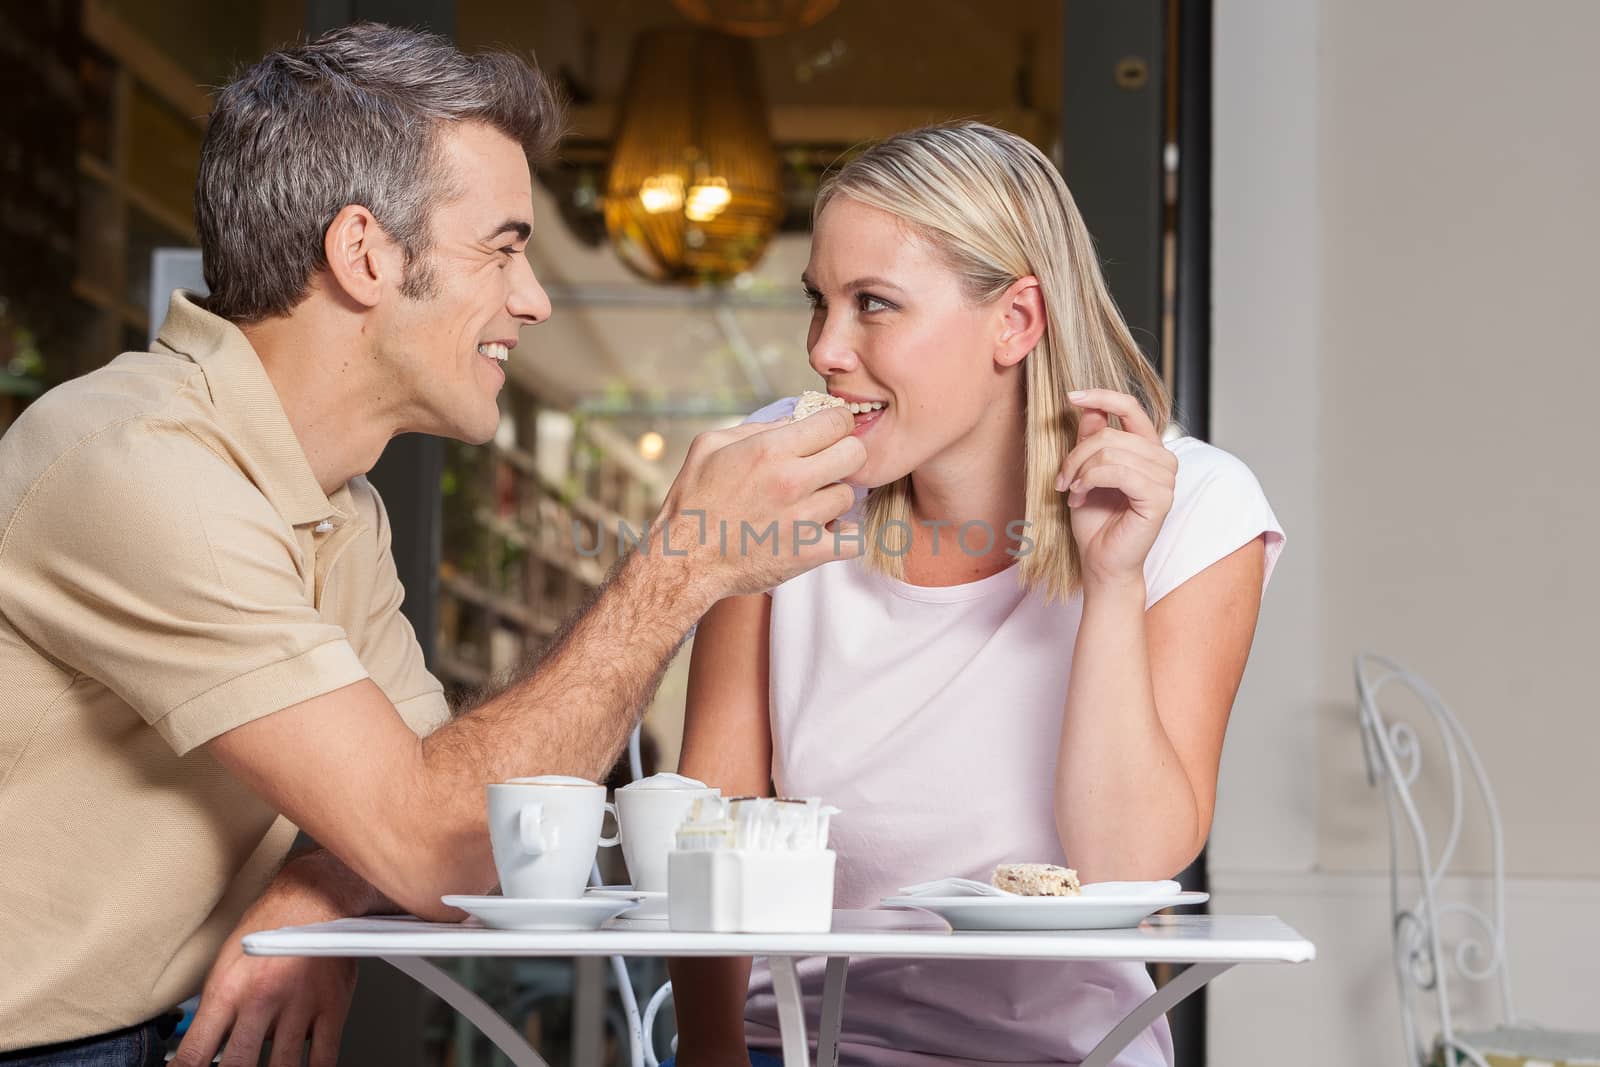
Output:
[376, 121, 551, 444]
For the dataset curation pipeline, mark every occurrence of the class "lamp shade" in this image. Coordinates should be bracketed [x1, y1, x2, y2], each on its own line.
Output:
[671, 0, 840, 37]
[604, 29, 784, 284]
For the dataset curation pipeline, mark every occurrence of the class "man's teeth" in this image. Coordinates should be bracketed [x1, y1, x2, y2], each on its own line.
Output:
[847, 401, 886, 414]
[477, 342, 509, 362]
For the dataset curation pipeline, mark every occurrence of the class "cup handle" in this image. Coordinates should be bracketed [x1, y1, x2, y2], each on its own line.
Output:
[599, 801, 621, 848]
[519, 802, 553, 855]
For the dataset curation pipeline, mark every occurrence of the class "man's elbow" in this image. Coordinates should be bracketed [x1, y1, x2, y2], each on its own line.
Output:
[359, 814, 496, 920]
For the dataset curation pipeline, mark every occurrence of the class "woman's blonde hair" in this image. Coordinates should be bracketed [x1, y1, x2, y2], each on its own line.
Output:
[814, 121, 1172, 601]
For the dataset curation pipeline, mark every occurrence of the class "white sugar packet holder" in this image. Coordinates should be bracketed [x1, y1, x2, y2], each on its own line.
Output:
[668, 796, 840, 933]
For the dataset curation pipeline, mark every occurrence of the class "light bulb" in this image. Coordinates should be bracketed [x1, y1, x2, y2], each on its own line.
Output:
[685, 177, 732, 221]
[637, 431, 666, 462]
[639, 173, 685, 214]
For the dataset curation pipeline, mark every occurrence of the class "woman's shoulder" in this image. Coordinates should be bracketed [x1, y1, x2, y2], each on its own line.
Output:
[1144, 434, 1285, 605]
[1164, 434, 1271, 506]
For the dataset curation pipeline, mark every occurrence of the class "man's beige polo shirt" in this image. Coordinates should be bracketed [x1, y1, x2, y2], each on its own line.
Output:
[0, 292, 450, 1049]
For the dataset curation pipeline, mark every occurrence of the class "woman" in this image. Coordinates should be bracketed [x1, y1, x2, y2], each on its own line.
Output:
[665, 122, 1284, 1067]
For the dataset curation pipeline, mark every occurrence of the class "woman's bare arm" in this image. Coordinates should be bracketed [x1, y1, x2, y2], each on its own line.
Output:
[669, 592, 775, 1066]
[1054, 538, 1266, 881]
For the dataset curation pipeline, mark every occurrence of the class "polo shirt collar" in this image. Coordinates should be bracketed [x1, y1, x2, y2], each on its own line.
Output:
[154, 291, 339, 529]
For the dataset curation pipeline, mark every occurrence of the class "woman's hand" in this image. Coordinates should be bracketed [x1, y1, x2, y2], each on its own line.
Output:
[1056, 389, 1177, 591]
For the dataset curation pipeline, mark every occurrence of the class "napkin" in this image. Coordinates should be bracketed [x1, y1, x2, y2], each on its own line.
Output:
[1080, 880, 1182, 898]
[895, 877, 1183, 898]
[894, 877, 1009, 898]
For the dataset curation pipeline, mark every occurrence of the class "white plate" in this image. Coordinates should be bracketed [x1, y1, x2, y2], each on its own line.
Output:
[442, 895, 638, 931]
[879, 890, 1209, 931]
[586, 886, 668, 919]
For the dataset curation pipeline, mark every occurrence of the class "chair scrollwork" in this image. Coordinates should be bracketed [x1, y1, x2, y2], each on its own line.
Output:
[1354, 654, 1518, 1067]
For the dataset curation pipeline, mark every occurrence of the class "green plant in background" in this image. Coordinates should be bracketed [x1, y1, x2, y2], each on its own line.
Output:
[0, 305, 47, 399]
[559, 410, 602, 507]
[441, 438, 491, 581]
[491, 535, 528, 598]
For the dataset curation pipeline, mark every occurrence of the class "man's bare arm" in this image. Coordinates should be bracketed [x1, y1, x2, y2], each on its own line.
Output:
[207, 411, 865, 919]
[209, 543, 708, 918]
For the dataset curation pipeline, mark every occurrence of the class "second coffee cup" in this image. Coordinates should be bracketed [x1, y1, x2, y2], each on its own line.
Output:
[615, 773, 720, 893]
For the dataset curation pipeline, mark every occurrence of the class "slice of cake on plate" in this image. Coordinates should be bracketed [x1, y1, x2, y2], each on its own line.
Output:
[991, 863, 1082, 896]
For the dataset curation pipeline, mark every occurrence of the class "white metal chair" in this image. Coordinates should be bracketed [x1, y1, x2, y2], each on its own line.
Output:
[593, 724, 651, 1067]
[599, 723, 679, 1067]
[1354, 653, 1600, 1067]
[640, 981, 676, 1067]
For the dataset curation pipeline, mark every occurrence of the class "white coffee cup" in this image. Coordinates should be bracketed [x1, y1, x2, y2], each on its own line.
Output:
[487, 775, 619, 899]
[615, 773, 720, 893]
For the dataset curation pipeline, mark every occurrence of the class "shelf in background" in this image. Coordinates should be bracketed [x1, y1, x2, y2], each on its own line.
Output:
[438, 571, 561, 638]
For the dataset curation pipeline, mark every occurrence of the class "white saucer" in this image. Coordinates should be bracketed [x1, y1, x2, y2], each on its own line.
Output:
[879, 890, 1208, 931]
[442, 895, 638, 931]
[587, 885, 669, 919]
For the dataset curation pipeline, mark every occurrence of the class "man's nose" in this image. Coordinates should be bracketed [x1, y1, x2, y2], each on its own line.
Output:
[509, 255, 552, 324]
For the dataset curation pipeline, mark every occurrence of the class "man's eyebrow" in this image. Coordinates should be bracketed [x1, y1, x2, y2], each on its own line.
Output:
[482, 220, 532, 243]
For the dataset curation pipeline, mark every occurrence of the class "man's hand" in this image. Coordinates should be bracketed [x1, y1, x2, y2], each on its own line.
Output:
[653, 407, 866, 599]
[205, 413, 867, 925]
[174, 851, 379, 1067]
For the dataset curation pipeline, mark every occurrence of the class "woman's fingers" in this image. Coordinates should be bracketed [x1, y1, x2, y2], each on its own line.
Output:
[1066, 441, 1173, 496]
[1065, 457, 1175, 516]
[1075, 406, 1110, 443]
[1067, 389, 1161, 442]
[1057, 428, 1175, 492]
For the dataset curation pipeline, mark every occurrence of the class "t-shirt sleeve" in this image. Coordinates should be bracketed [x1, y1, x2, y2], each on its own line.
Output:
[348, 480, 451, 738]
[1141, 440, 1286, 608]
[0, 420, 370, 755]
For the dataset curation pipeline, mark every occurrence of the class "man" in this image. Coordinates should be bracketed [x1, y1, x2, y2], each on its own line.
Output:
[0, 23, 863, 1066]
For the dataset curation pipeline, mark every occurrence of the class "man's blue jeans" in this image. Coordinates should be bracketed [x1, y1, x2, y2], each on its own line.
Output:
[0, 1017, 173, 1067]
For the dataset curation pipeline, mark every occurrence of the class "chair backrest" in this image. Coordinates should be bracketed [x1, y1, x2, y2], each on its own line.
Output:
[1353, 653, 1517, 1066]
[597, 724, 663, 1067]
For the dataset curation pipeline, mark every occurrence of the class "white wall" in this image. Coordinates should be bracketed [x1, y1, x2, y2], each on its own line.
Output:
[1210, 0, 1600, 1062]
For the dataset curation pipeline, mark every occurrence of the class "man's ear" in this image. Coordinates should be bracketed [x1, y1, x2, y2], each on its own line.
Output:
[322, 204, 393, 309]
[995, 276, 1046, 368]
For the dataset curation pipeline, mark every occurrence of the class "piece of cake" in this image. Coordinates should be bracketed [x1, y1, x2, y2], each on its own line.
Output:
[991, 863, 1082, 896]
[792, 390, 847, 419]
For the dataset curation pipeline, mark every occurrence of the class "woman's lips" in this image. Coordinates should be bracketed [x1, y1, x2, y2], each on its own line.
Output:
[851, 405, 887, 436]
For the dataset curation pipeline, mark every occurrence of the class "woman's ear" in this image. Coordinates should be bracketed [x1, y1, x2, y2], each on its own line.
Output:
[321, 204, 392, 309]
[995, 276, 1046, 368]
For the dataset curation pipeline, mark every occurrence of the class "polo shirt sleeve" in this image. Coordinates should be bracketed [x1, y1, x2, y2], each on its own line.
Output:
[348, 480, 452, 738]
[0, 418, 370, 755]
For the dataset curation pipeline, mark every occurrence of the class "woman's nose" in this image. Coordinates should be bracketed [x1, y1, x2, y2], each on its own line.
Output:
[808, 320, 858, 376]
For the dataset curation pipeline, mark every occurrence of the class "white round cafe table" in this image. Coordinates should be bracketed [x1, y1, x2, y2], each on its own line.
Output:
[243, 908, 1315, 1067]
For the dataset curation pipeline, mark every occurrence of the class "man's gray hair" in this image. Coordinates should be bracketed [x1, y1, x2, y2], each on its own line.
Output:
[196, 22, 564, 323]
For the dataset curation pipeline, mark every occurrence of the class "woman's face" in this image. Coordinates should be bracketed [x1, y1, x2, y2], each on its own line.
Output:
[804, 196, 1020, 489]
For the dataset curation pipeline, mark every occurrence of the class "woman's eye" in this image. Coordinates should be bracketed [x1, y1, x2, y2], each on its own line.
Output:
[803, 288, 823, 309]
[858, 293, 891, 313]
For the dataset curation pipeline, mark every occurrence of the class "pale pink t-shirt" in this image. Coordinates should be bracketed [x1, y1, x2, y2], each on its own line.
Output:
[738, 404, 1285, 1066]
